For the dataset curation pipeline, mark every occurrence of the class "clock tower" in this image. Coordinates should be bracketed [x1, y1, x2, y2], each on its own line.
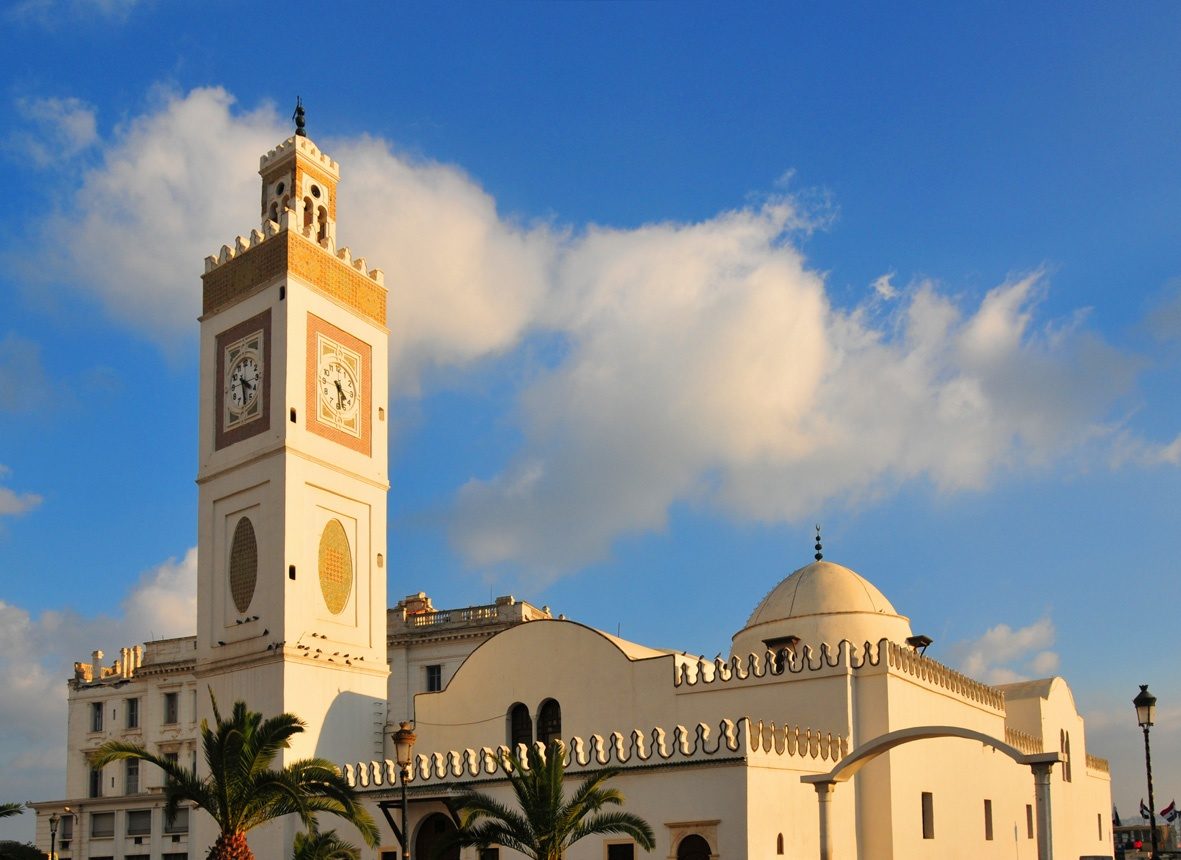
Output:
[194, 119, 390, 783]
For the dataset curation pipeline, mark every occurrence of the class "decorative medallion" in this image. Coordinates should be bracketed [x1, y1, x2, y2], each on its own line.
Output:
[317, 518, 353, 615]
[228, 517, 258, 613]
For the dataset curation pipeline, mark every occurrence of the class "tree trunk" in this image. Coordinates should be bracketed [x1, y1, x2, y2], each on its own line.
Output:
[206, 830, 254, 860]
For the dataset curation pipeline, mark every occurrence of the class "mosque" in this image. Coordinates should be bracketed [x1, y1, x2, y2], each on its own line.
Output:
[32, 123, 1113, 860]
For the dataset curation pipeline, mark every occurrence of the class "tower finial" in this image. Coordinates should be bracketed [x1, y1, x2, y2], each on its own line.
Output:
[814, 524, 823, 561]
[293, 97, 307, 137]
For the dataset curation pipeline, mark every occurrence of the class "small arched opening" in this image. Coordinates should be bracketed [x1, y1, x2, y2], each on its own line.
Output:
[302, 197, 314, 231]
[317, 205, 329, 243]
[677, 833, 712, 860]
[414, 812, 459, 860]
[537, 698, 561, 746]
[508, 702, 532, 750]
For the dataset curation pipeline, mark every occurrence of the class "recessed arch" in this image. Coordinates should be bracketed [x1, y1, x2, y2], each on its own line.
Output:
[677, 833, 712, 860]
[536, 698, 561, 746]
[508, 702, 532, 750]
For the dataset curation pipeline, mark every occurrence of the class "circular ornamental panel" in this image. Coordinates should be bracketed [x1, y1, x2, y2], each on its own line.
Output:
[318, 519, 353, 615]
[228, 517, 258, 613]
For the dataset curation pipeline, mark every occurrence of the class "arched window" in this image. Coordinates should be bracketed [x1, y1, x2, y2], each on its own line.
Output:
[317, 205, 329, 243]
[776, 832, 784, 854]
[268, 202, 279, 223]
[303, 197, 314, 231]
[415, 812, 459, 860]
[537, 699, 561, 746]
[1061, 730, 1072, 782]
[509, 703, 532, 750]
[677, 834, 712, 860]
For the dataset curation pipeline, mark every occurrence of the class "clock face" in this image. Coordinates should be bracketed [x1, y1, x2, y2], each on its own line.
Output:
[306, 314, 370, 454]
[313, 332, 364, 438]
[318, 357, 358, 418]
[229, 354, 261, 411]
[223, 330, 264, 429]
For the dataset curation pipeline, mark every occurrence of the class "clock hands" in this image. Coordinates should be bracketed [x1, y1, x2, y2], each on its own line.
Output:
[334, 379, 346, 409]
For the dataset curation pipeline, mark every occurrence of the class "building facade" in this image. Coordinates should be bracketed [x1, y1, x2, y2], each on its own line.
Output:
[34, 129, 1113, 860]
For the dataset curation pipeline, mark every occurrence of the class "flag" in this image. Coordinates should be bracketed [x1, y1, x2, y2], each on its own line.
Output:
[1142, 798, 1152, 819]
[1163, 800, 1179, 823]
[1114, 805, 1122, 827]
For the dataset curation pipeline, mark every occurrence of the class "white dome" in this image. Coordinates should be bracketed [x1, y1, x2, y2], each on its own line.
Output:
[731, 559, 912, 658]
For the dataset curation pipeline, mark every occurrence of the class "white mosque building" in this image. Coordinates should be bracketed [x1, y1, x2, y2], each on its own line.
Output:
[33, 126, 1113, 860]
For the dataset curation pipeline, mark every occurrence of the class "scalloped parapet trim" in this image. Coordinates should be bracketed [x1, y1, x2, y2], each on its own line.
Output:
[343, 716, 848, 789]
[259, 135, 339, 176]
[1005, 727, 1044, 755]
[676, 638, 1004, 711]
[202, 214, 384, 286]
[1085, 753, 1110, 774]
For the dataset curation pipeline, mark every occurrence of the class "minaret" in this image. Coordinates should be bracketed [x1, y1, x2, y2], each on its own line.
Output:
[193, 110, 390, 791]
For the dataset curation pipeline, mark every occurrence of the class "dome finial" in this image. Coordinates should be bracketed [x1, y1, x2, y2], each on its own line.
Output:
[814, 524, 823, 561]
[293, 96, 307, 137]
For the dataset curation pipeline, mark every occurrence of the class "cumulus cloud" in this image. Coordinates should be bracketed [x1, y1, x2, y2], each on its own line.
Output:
[0, 548, 196, 808]
[24, 86, 1173, 577]
[947, 617, 1059, 684]
[11, 96, 98, 166]
[0, 464, 42, 517]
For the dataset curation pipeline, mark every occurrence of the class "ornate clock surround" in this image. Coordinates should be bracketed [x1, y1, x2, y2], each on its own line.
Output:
[215, 309, 272, 450]
[306, 312, 372, 455]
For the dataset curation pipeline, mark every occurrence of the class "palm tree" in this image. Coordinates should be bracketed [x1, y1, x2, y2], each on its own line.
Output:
[291, 828, 359, 860]
[0, 803, 24, 819]
[448, 742, 654, 860]
[90, 693, 378, 860]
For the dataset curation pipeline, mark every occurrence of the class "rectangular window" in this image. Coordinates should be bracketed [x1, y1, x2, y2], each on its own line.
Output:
[163, 691, 179, 724]
[89, 767, 103, 798]
[1026, 804, 1034, 839]
[126, 697, 139, 729]
[164, 854, 189, 860]
[984, 798, 993, 840]
[426, 664, 443, 692]
[91, 812, 115, 838]
[1097, 812, 1103, 840]
[379, 851, 398, 860]
[60, 816, 73, 840]
[126, 809, 152, 836]
[91, 702, 104, 732]
[125, 759, 139, 795]
[607, 845, 635, 860]
[479, 850, 500, 860]
[164, 808, 189, 834]
[921, 791, 935, 840]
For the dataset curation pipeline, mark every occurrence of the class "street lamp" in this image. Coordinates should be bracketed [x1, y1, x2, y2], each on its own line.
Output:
[1134, 684, 1159, 859]
[393, 721, 417, 860]
[48, 811, 59, 860]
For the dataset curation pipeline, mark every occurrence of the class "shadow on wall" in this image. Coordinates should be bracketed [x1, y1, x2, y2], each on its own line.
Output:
[314, 689, 386, 766]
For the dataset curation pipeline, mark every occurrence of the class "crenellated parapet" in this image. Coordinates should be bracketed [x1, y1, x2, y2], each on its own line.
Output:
[1004, 727, 1044, 755]
[1086, 753, 1110, 774]
[202, 213, 384, 286]
[260, 135, 339, 177]
[202, 209, 386, 326]
[884, 640, 1005, 710]
[675, 639, 885, 688]
[343, 716, 848, 789]
[674, 638, 1004, 713]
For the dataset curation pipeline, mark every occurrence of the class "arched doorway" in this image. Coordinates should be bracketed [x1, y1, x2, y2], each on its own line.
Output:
[677, 833, 712, 860]
[415, 812, 459, 860]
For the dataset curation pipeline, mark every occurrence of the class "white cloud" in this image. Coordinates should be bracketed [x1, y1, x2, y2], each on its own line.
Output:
[12, 96, 98, 166]
[26, 86, 1168, 578]
[0, 464, 42, 517]
[947, 617, 1059, 684]
[0, 548, 196, 812]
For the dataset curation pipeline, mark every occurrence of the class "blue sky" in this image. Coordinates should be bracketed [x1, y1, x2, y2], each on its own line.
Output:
[2, 0, 1181, 840]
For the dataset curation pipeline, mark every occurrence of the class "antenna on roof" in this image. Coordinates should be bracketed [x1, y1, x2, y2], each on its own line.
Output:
[293, 96, 307, 137]
[814, 524, 823, 561]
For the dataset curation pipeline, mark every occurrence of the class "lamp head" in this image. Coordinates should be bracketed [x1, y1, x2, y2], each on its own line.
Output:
[393, 720, 417, 770]
[1134, 683, 1157, 728]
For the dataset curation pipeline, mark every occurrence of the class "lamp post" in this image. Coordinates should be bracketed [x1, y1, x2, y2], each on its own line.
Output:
[393, 721, 417, 860]
[1134, 684, 1159, 859]
[48, 811, 59, 860]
